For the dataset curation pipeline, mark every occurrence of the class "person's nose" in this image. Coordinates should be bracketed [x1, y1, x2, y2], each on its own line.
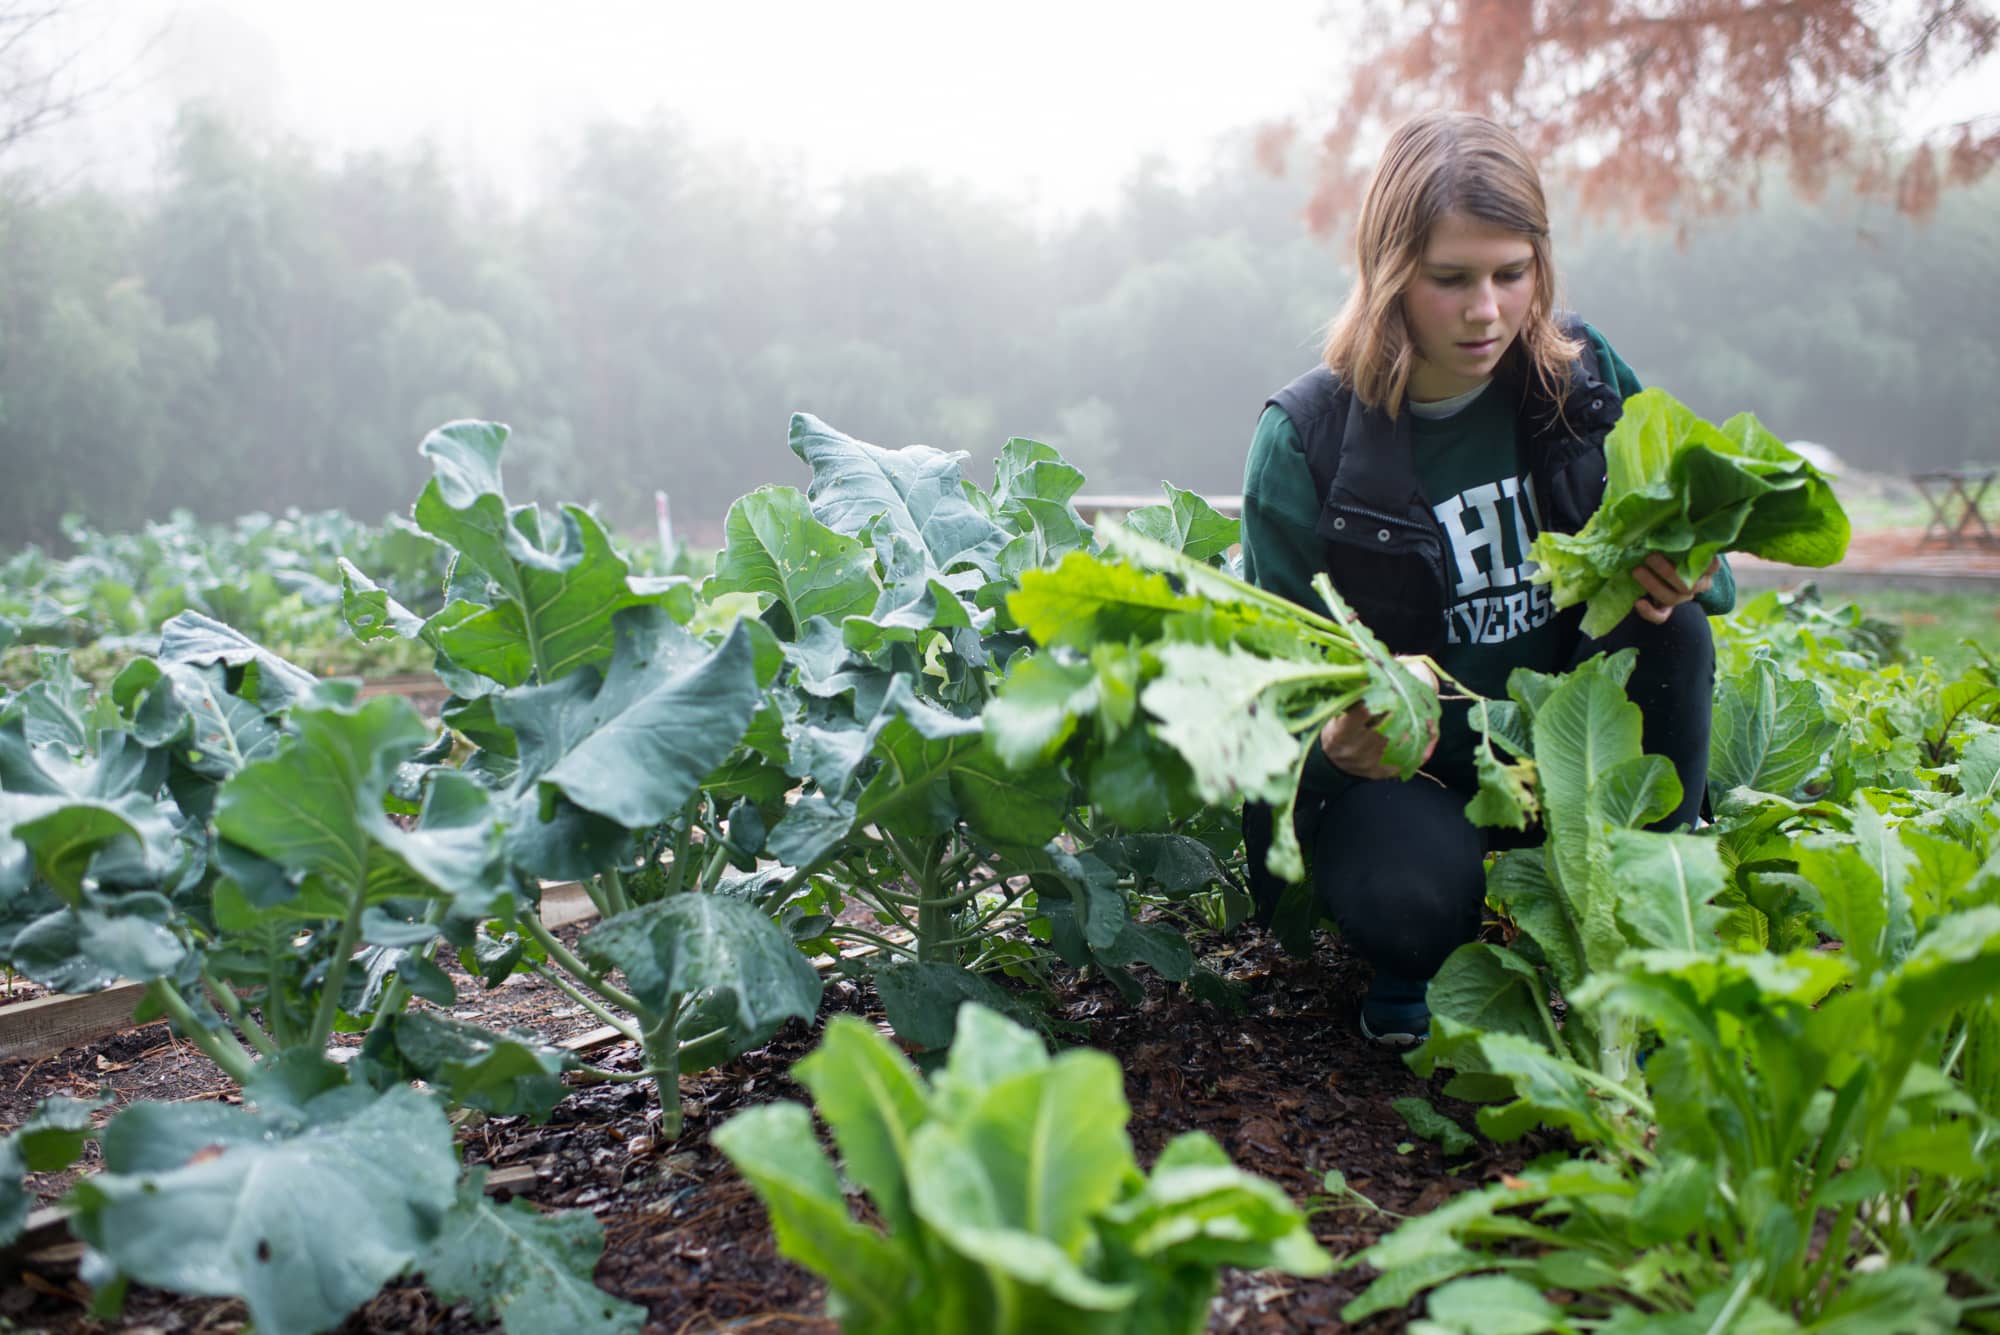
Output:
[1466, 280, 1500, 325]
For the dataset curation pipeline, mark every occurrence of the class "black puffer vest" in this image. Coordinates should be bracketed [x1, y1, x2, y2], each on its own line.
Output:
[1266, 320, 1622, 656]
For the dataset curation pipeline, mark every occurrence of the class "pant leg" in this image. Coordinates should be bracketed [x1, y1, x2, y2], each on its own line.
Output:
[1311, 777, 1489, 984]
[1571, 600, 1716, 830]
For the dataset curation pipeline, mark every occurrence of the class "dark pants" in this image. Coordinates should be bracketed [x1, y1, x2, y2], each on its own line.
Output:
[1252, 602, 1715, 991]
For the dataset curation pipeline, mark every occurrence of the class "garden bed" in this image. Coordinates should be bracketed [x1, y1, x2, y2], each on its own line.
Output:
[0, 923, 1551, 1333]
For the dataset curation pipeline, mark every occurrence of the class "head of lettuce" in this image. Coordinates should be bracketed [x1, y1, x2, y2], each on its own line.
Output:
[1529, 387, 1851, 637]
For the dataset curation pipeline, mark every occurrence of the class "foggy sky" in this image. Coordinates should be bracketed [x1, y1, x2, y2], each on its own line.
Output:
[66, 0, 1336, 220]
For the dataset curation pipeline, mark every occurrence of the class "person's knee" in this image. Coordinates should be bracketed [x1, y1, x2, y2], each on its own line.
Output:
[1318, 859, 1484, 980]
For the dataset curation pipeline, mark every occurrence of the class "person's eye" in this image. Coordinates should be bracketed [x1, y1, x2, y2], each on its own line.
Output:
[1430, 272, 1465, 286]
[1497, 267, 1530, 283]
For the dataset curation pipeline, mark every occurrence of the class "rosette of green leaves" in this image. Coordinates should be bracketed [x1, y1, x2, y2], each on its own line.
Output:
[1529, 387, 1850, 637]
[714, 1004, 1330, 1335]
[1418, 651, 1733, 1131]
[1349, 905, 2000, 1332]
[987, 518, 1440, 885]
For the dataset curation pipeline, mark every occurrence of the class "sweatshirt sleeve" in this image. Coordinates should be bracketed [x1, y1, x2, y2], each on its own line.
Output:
[1241, 405, 1328, 614]
[1241, 403, 1351, 794]
[1584, 324, 1737, 618]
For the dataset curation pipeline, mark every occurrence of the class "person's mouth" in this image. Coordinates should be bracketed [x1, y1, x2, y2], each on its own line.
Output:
[1457, 337, 1499, 356]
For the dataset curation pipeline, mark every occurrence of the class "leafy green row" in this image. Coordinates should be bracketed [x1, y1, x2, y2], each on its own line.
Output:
[1350, 603, 2000, 1329]
[0, 414, 1269, 1332]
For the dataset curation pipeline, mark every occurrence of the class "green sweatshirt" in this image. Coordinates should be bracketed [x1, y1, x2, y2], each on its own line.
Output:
[1242, 325, 1736, 791]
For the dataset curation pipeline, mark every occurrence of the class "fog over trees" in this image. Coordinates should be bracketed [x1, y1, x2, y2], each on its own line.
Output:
[2, 104, 1996, 549]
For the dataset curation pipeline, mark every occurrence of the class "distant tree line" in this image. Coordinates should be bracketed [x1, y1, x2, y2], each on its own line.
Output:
[1, 107, 1995, 548]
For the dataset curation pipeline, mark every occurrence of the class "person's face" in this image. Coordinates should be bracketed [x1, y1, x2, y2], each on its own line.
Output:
[1401, 212, 1537, 402]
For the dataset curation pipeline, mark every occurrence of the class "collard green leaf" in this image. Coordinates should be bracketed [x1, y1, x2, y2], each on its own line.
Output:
[579, 893, 821, 1037]
[410, 421, 689, 686]
[422, 1169, 644, 1335]
[531, 614, 762, 831]
[1008, 550, 1202, 652]
[10, 901, 184, 990]
[1422, 1273, 1563, 1334]
[1796, 802, 1915, 978]
[1, 790, 178, 902]
[1122, 483, 1240, 564]
[68, 1084, 459, 1335]
[1606, 829, 1727, 952]
[790, 413, 1007, 575]
[337, 556, 427, 644]
[377, 1013, 570, 1122]
[0, 1095, 102, 1244]
[156, 612, 320, 715]
[875, 960, 1043, 1051]
[704, 486, 879, 639]
[164, 662, 283, 784]
[1140, 643, 1334, 805]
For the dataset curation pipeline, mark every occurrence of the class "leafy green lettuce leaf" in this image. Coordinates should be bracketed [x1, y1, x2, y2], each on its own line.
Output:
[1529, 388, 1849, 637]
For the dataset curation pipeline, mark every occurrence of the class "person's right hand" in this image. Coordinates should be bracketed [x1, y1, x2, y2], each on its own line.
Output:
[1317, 660, 1439, 779]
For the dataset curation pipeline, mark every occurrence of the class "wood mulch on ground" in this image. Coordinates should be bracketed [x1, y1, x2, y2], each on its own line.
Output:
[0, 920, 1560, 1333]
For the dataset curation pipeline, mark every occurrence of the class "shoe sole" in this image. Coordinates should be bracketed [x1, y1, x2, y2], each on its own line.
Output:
[1359, 1015, 1428, 1047]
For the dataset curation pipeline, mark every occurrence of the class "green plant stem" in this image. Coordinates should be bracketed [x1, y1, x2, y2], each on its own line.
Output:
[364, 901, 452, 1039]
[579, 876, 615, 921]
[667, 798, 697, 894]
[1801, 1198, 1861, 1314]
[824, 927, 918, 958]
[201, 970, 277, 1058]
[148, 980, 256, 1085]
[700, 839, 732, 891]
[309, 886, 372, 1049]
[520, 914, 648, 1017]
[602, 865, 632, 917]
[569, 1062, 674, 1084]
[642, 1007, 682, 1137]
[529, 962, 641, 1041]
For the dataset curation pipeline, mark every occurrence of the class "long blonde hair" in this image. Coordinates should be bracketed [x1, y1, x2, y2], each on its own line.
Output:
[1323, 112, 1580, 417]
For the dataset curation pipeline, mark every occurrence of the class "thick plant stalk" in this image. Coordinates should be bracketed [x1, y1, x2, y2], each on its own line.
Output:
[642, 1007, 682, 1137]
[148, 980, 256, 1086]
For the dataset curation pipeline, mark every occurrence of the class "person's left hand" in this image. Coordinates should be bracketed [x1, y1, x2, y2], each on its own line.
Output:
[1630, 553, 1720, 624]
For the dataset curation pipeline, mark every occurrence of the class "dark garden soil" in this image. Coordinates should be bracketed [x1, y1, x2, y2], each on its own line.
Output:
[0, 919, 1562, 1334]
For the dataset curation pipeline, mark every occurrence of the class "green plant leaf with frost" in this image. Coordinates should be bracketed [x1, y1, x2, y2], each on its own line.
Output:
[370, 1013, 571, 1122]
[790, 413, 1008, 575]
[579, 892, 821, 1044]
[421, 1167, 645, 1335]
[1123, 482, 1239, 563]
[705, 486, 880, 639]
[66, 1084, 459, 1335]
[408, 420, 693, 686]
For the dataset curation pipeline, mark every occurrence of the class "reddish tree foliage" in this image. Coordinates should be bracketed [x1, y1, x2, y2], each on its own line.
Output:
[1269, 0, 2000, 230]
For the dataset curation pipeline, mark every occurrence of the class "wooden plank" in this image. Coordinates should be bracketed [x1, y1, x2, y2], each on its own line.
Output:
[0, 983, 153, 1066]
[539, 881, 599, 930]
